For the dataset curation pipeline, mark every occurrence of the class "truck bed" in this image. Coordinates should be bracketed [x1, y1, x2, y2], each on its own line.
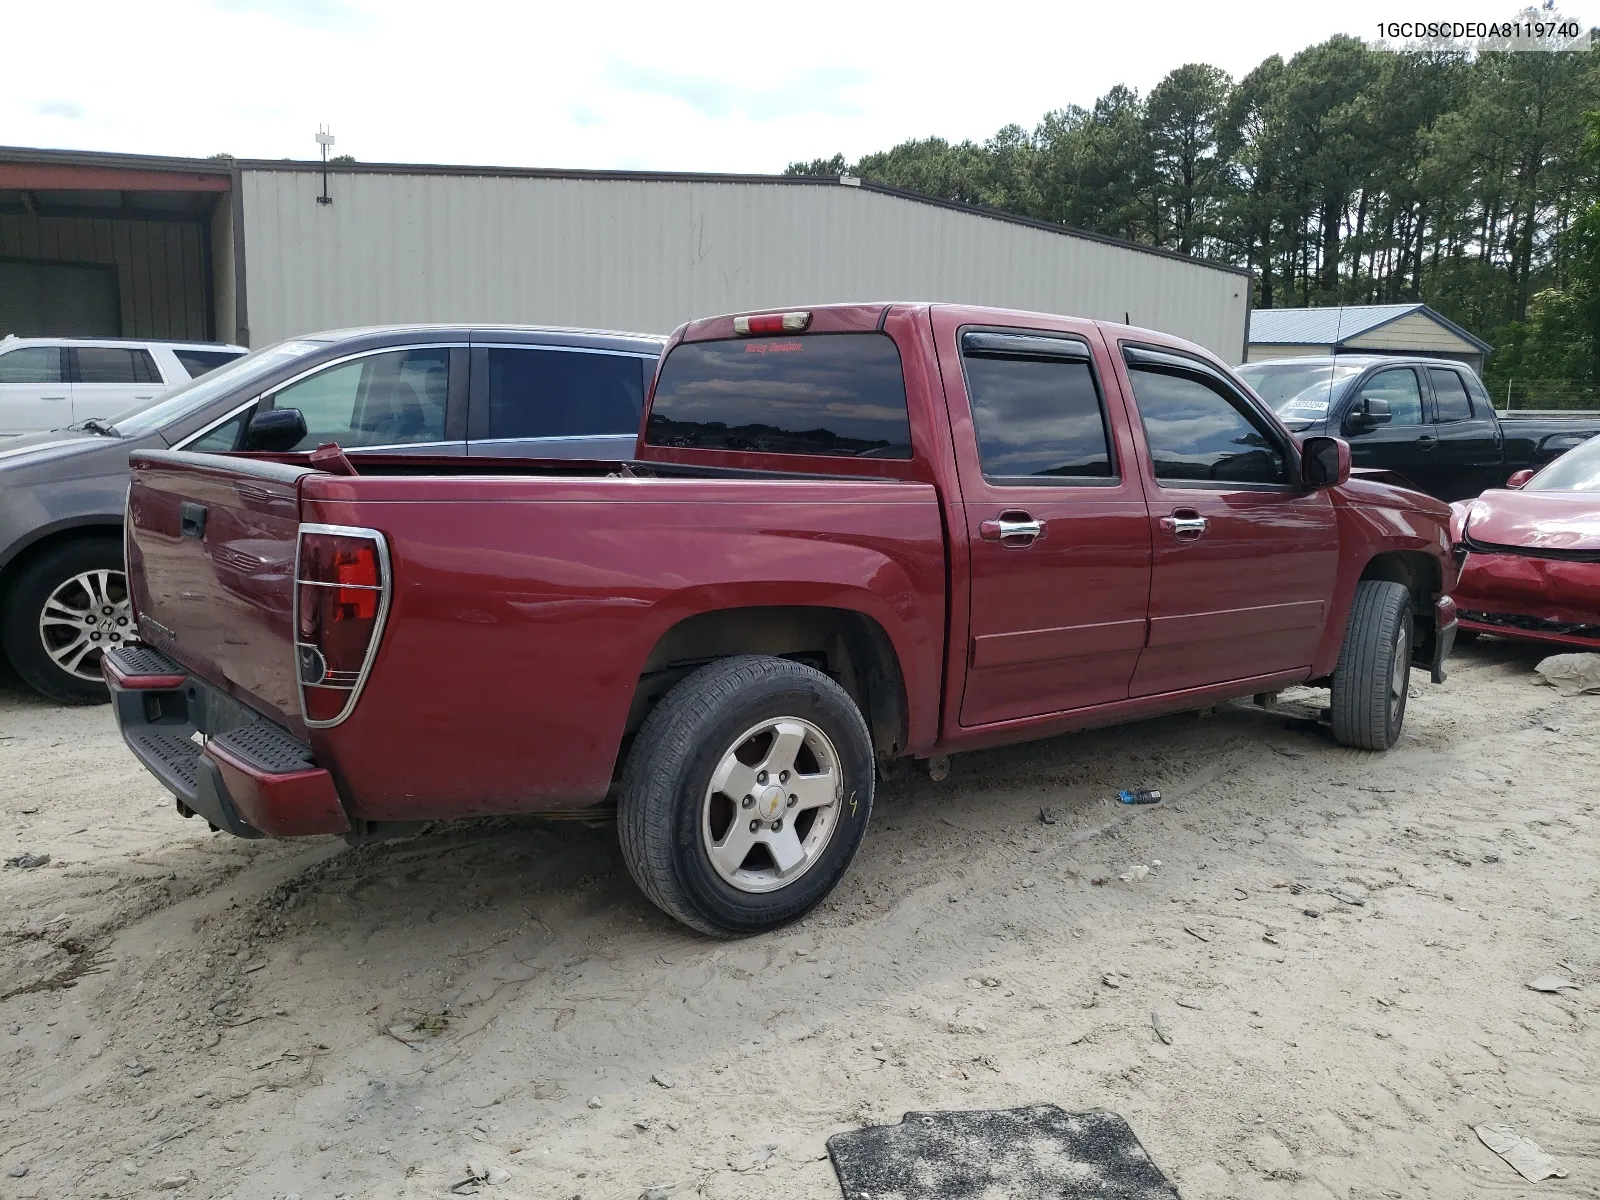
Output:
[125, 449, 946, 818]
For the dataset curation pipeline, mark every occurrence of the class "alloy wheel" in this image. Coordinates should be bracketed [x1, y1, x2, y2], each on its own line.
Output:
[701, 716, 843, 894]
[38, 569, 132, 681]
[1390, 623, 1410, 731]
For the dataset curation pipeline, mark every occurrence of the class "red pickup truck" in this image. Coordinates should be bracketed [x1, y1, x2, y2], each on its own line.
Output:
[107, 303, 1459, 935]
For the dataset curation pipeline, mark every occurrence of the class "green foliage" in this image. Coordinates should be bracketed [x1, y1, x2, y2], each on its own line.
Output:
[792, 8, 1600, 398]
[783, 154, 848, 177]
[1485, 109, 1600, 404]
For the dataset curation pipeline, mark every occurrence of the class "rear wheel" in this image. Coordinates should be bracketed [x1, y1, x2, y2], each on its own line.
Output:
[1330, 580, 1413, 751]
[1, 537, 128, 705]
[617, 655, 875, 937]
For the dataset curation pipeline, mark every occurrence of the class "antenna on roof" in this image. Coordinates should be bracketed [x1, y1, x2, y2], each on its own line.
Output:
[1325, 303, 1346, 418]
[316, 125, 335, 206]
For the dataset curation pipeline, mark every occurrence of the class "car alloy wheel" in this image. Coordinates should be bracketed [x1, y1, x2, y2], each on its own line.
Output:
[38, 568, 132, 682]
[701, 716, 842, 893]
[1388, 620, 1410, 736]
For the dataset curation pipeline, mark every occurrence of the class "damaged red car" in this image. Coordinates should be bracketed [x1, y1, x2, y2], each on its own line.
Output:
[1451, 433, 1600, 650]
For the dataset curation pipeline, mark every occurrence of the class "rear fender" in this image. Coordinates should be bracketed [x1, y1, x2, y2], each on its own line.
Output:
[627, 590, 927, 762]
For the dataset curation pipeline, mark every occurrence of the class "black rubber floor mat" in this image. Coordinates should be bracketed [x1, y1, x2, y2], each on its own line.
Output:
[827, 1104, 1179, 1199]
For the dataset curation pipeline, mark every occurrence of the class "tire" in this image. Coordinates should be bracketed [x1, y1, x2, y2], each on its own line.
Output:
[1, 537, 128, 705]
[1329, 580, 1414, 751]
[617, 654, 875, 937]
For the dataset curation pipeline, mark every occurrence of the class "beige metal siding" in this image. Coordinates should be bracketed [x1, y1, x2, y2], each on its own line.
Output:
[209, 196, 236, 346]
[239, 170, 1249, 357]
[1244, 342, 1329, 362]
[0, 213, 210, 339]
[1343, 311, 1477, 354]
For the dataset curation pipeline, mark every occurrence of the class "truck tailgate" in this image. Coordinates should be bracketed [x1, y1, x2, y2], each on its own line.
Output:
[127, 452, 312, 732]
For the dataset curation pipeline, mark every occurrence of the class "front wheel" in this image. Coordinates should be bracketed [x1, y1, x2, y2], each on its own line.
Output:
[1, 537, 129, 704]
[617, 655, 875, 937]
[1330, 580, 1413, 751]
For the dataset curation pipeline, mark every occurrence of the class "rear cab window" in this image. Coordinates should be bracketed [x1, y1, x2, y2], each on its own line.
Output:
[646, 334, 912, 459]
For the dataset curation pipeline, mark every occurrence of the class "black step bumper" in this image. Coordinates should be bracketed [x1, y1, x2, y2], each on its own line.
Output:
[103, 646, 350, 838]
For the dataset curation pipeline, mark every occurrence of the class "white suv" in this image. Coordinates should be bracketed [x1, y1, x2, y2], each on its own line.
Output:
[0, 336, 248, 438]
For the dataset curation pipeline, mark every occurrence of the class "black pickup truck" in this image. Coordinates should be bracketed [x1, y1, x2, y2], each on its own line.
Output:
[1236, 355, 1600, 501]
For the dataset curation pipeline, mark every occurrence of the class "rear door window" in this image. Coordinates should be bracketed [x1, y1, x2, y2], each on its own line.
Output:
[961, 334, 1113, 481]
[1429, 368, 1473, 422]
[73, 347, 160, 384]
[269, 347, 449, 450]
[0, 347, 63, 383]
[1462, 372, 1497, 417]
[484, 348, 644, 439]
[647, 334, 912, 458]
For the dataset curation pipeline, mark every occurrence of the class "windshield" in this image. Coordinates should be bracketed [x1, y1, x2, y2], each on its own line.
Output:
[1235, 360, 1364, 420]
[109, 339, 331, 439]
[1528, 433, 1600, 492]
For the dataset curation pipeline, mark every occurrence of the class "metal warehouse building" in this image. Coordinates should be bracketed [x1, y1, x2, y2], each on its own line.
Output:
[1, 146, 1251, 359]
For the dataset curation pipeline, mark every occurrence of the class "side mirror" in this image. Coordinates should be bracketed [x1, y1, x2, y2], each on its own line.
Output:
[1301, 435, 1352, 489]
[1504, 469, 1535, 490]
[242, 408, 308, 453]
[1344, 396, 1393, 435]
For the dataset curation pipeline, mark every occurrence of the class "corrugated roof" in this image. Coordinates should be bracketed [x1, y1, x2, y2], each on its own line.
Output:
[1249, 304, 1492, 352]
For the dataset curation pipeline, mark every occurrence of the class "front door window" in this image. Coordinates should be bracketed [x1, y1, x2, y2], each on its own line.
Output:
[270, 348, 449, 450]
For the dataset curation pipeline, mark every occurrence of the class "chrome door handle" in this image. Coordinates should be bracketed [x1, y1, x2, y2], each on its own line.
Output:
[980, 515, 1045, 545]
[1161, 514, 1209, 541]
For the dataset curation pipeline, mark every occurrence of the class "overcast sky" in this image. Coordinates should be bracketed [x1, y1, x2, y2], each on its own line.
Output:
[1, 0, 1571, 173]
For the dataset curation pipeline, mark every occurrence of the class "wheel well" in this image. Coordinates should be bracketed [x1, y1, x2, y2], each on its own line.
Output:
[1360, 550, 1441, 660]
[628, 606, 908, 761]
[0, 525, 124, 619]
[1359, 551, 1439, 611]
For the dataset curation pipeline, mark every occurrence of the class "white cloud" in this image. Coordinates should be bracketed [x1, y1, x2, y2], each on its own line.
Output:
[0, 0, 1551, 173]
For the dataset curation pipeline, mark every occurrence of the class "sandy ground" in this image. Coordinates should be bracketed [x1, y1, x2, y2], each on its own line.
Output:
[1, 640, 1596, 1200]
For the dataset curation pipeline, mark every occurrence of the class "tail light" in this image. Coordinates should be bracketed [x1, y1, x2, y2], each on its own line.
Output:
[294, 523, 391, 726]
[733, 311, 811, 335]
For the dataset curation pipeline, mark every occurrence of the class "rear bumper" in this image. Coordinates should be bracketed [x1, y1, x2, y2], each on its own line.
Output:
[104, 646, 350, 838]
